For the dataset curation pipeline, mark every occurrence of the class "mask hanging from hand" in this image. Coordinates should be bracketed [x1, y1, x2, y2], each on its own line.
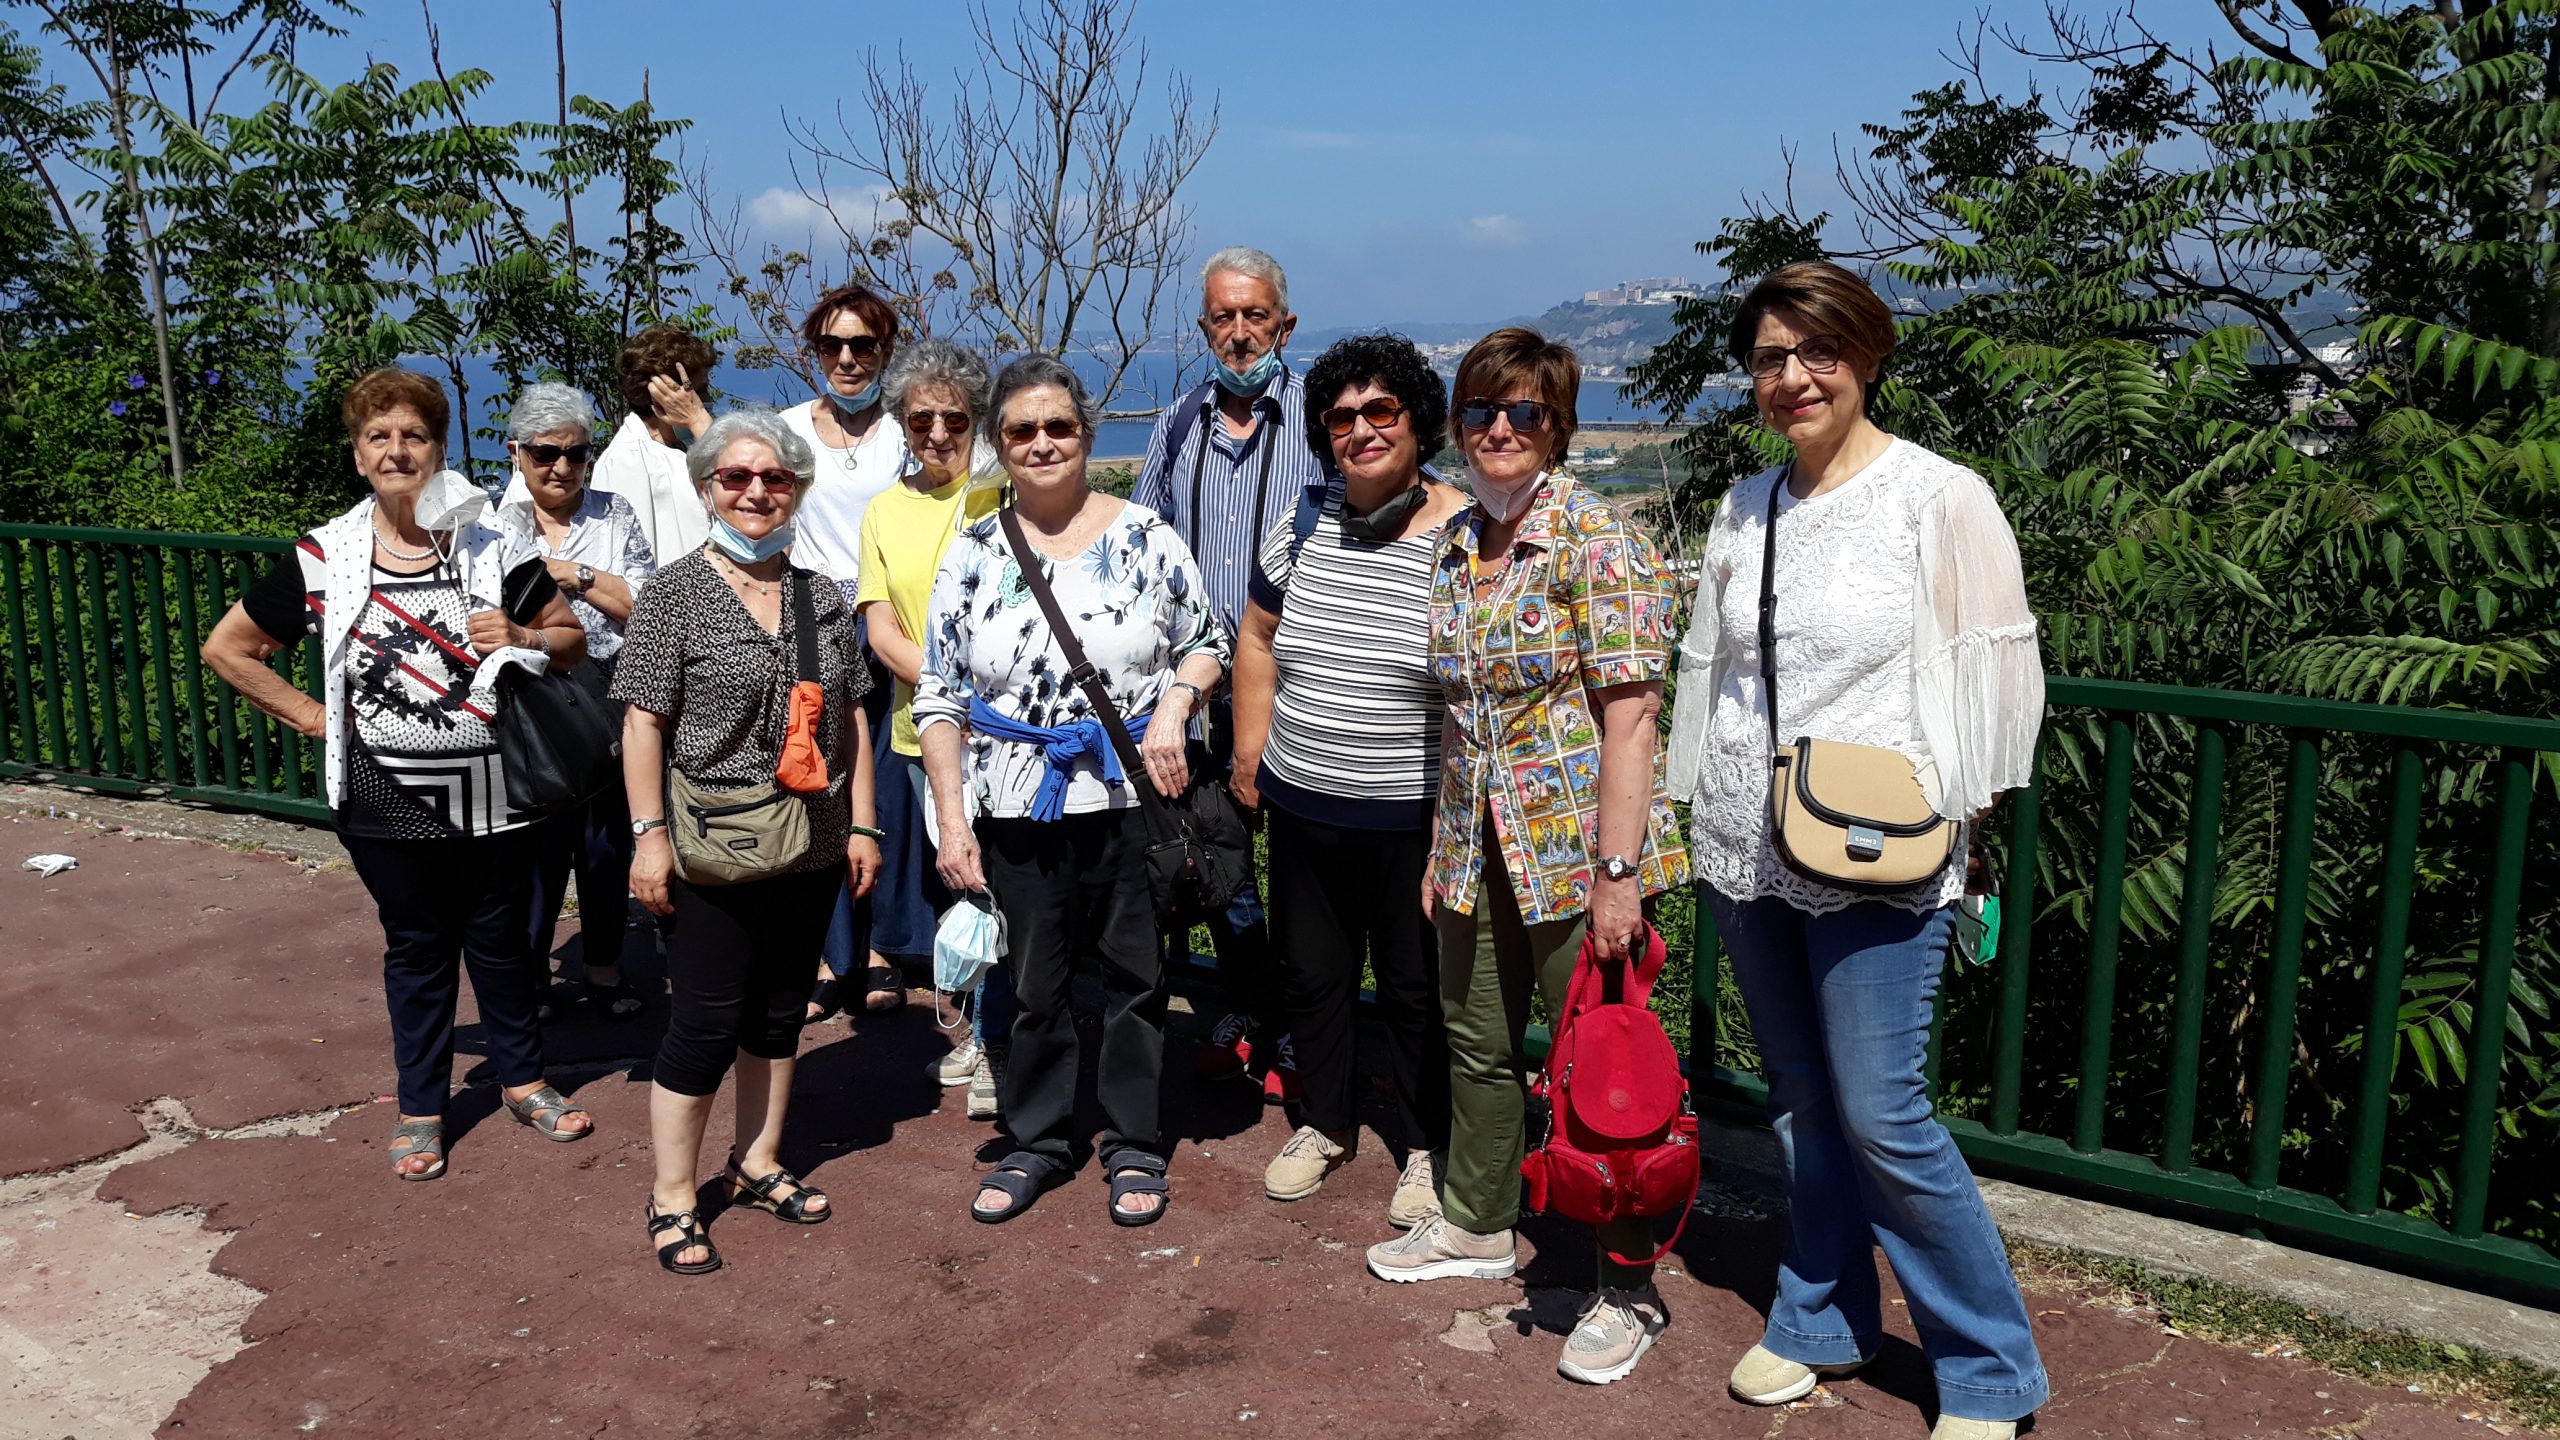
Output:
[1213, 349, 1282, 397]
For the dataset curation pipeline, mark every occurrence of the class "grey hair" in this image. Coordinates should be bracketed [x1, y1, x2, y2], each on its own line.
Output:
[882, 339, 992, 423]
[984, 354, 1101, 445]
[687, 407, 816, 488]
[506, 382, 597, 442]
[1200, 245, 1289, 313]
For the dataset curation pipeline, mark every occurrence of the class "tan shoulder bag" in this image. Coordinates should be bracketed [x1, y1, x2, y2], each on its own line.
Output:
[1758, 471, 1957, 893]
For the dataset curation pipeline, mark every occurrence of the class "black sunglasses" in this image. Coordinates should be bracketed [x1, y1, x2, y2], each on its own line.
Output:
[813, 334, 884, 362]
[1456, 398, 1553, 434]
[1321, 396, 1406, 437]
[516, 441, 592, 466]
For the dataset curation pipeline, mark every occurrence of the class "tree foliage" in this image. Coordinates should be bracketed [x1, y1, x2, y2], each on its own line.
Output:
[1633, 2, 2560, 1252]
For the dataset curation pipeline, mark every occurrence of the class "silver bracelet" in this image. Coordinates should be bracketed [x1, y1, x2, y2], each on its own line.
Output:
[1169, 679, 1206, 706]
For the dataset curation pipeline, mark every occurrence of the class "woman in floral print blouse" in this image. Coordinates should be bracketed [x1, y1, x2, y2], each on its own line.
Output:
[1361, 328, 1691, 1388]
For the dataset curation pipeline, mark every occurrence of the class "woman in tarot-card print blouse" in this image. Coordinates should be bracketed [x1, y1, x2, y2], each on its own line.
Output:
[911, 504, 1228, 819]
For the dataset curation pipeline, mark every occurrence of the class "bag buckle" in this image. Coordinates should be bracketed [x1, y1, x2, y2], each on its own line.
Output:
[1064, 661, 1099, 689]
[1845, 825, 1885, 862]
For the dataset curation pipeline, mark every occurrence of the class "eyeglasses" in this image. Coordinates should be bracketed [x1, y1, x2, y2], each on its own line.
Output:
[1000, 418, 1082, 445]
[903, 409, 973, 437]
[1744, 335, 1848, 381]
[813, 334, 884, 363]
[515, 441, 591, 466]
[711, 467, 801, 493]
[1456, 398, 1554, 434]
[1320, 396, 1407, 437]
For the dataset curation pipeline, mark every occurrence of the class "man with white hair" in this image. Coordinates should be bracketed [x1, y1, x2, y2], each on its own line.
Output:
[1132, 246, 1327, 1101]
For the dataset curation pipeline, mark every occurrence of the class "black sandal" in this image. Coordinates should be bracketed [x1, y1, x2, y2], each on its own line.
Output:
[1106, 1150, 1171, 1228]
[646, 1200, 721, 1275]
[726, 1157, 830, 1224]
[862, 963, 906, 1014]
[589, 973, 644, 1021]
[972, 1150, 1065, 1225]
[803, 975, 844, 1027]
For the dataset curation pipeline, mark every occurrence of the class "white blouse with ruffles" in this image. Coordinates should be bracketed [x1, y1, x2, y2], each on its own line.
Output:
[1666, 438, 2044, 915]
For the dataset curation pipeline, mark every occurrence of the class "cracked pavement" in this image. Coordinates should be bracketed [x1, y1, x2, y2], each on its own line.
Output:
[1, 816, 2547, 1438]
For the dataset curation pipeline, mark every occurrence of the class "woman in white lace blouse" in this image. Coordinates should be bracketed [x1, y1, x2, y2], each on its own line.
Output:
[1664, 262, 2047, 1440]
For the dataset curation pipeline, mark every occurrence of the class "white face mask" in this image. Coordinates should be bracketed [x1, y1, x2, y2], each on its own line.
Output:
[1468, 466, 1548, 524]
[412, 468, 489, 533]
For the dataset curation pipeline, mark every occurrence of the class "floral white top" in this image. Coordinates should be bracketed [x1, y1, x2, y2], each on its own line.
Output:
[912, 499, 1231, 819]
[1666, 438, 2044, 915]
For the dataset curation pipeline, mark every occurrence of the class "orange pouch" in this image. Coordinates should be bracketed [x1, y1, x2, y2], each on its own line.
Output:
[772, 573, 829, 794]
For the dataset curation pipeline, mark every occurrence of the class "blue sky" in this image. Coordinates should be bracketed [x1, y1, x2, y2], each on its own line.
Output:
[59, 1, 2241, 332]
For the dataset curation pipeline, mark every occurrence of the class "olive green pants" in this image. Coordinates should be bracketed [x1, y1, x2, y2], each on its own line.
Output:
[1436, 852, 1658, 1291]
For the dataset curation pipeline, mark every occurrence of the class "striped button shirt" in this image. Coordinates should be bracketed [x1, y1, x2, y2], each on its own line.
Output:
[1130, 365, 1327, 636]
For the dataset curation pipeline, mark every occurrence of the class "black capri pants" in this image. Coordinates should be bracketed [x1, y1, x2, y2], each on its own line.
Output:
[654, 866, 840, 1097]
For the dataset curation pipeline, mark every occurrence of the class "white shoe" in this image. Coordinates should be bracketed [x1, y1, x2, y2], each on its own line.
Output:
[1930, 1420, 2017, 1440]
[933, 1039, 982, 1087]
[966, 1047, 1005, 1121]
[1556, 1284, 1669, 1385]
[1728, 1343, 1869, 1405]
[1364, 1213, 1517, 1283]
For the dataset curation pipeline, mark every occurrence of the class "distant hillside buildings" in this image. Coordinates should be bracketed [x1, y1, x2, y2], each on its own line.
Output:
[1583, 277, 1704, 307]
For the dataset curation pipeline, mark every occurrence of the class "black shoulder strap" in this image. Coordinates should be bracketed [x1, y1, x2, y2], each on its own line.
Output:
[994, 505, 1179, 836]
[789, 567, 820, 685]
[1758, 469, 1785, 759]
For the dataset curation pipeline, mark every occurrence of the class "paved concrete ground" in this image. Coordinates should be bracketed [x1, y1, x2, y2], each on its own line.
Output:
[2, 816, 2550, 1439]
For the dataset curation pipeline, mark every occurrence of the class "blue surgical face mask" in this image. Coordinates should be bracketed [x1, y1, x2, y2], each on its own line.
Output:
[707, 513, 794, 563]
[1213, 348, 1282, 397]
[831, 378, 882, 417]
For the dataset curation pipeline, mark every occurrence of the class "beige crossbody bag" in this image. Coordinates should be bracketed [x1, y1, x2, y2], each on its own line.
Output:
[1758, 471, 1958, 892]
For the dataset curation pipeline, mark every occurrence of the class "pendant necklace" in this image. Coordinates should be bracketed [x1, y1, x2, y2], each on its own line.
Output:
[714, 554, 782, 596]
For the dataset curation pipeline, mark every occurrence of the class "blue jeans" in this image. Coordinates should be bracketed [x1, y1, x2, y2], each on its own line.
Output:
[1706, 889, 2048, 1423]
[970, 957, 1017, 1049]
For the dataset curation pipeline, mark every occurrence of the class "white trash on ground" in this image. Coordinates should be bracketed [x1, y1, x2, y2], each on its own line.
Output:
[22, 853, 78, 877]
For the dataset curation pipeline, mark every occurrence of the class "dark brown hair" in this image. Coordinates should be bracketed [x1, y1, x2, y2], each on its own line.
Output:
[339, 368, 449, 444]
[798, 284, 901, 359]
[615, 325, 718, 417]
[1451, 326, 1579, 467]
[1727, 260, 1897, 383]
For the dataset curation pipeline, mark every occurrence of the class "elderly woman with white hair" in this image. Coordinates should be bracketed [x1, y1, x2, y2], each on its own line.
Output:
[498, 382, 658, 1022]
[611, 407, 882, 1276]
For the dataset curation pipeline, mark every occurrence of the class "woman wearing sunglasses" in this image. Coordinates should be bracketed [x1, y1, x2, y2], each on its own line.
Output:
[1664, 262, 2046, 1439]
[781, 283, 915, 1021]
[1228, 334, 1468, 1223]
[498, 383, 658, 1024]
[1365, 328, 1690, 1386]
[913, 355, 1228, 1227]
[852, 340, 1011, 1115]
[612, 408, 882, 1275]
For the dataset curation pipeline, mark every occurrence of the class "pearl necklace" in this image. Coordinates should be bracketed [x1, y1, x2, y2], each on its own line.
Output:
[371, 521, 435, 562]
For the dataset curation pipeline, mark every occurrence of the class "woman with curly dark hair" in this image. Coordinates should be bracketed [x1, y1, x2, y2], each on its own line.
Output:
[1229, 333, 1470, 1223]
[594, 324, 720, 562]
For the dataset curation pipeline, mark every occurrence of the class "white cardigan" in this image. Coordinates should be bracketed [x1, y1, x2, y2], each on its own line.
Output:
[1665, 439, 2044, 914]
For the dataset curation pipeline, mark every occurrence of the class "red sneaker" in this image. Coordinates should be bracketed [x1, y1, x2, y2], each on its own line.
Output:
[1194, 1012, 1255, 1082]
[1261, 1034, 1302, 1105]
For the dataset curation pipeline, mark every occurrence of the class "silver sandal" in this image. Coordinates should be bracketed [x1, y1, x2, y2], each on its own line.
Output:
[503, 1084, 592, 1142]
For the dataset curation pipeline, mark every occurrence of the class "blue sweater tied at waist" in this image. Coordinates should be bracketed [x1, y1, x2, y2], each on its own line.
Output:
[966, 694, 1155, 822]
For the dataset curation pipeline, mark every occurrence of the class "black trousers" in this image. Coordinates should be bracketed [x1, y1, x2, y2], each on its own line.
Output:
[1266, 805, 1451, 1148]
[654, 867, 839, 1097]
[981, 810, 1165, 1165]
[343, 827, 547, 1117]
[1200, 699, 1284, 1033]
[529, 779, 633, 973]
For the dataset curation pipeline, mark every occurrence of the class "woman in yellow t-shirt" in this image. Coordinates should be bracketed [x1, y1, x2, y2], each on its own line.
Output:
[857, 340, 1009, 1111]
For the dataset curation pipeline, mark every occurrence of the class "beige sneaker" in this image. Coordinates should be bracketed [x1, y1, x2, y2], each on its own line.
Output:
[1386, 1149, 1441, 1229]
[1930, 1421, 2017, 1440]
[933, 1038, 982, 1087]
[1364, 1212, 1516, 1283]
[1556, 1284, 1669, 1384]
[1728, 1343, 1869, 1405]
[966, 1047, 1005, 1121]
[1264, 1125, 1354, 1201]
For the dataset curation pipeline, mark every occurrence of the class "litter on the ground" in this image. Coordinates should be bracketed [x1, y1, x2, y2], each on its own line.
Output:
[22, 852, 76, 876]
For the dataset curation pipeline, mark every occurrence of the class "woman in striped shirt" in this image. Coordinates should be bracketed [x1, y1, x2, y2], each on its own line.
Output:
[1229, 334, 1471, 1225]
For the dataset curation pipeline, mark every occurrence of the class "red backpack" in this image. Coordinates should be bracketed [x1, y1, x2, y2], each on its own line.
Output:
[1520, 925, 1701, 1264]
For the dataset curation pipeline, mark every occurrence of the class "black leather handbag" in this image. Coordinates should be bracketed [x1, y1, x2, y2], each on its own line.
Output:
[495, 557, 624, 813]
[995, 507, 1250, 926]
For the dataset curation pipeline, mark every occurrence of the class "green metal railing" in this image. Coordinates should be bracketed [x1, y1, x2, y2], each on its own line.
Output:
[5, 523, 2555, 1298]
[1687, 677, 2560, 1300]
[0, 524, 329, 823]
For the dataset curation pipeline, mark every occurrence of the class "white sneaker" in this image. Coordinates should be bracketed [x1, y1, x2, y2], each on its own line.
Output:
[1930, 1421, 2017, 1440]
[1556, 1284, 1669, 1385]
[1364, 1213, 1517, 1283]
[966, 1047, 1004, 1121]
[1728, 1343, 1869, 1405]
[933, 1039, 982, 1087]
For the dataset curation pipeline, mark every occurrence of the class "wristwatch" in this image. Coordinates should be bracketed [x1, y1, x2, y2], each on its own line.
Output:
[1598, 854, 1639, 882]
[632, 817, 668, 838]
[1168, 679, 1207, 707]
[574, 563, 596, 594]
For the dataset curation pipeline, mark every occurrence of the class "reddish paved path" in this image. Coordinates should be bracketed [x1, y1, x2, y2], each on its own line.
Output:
[5, 818, 2541, 1438]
